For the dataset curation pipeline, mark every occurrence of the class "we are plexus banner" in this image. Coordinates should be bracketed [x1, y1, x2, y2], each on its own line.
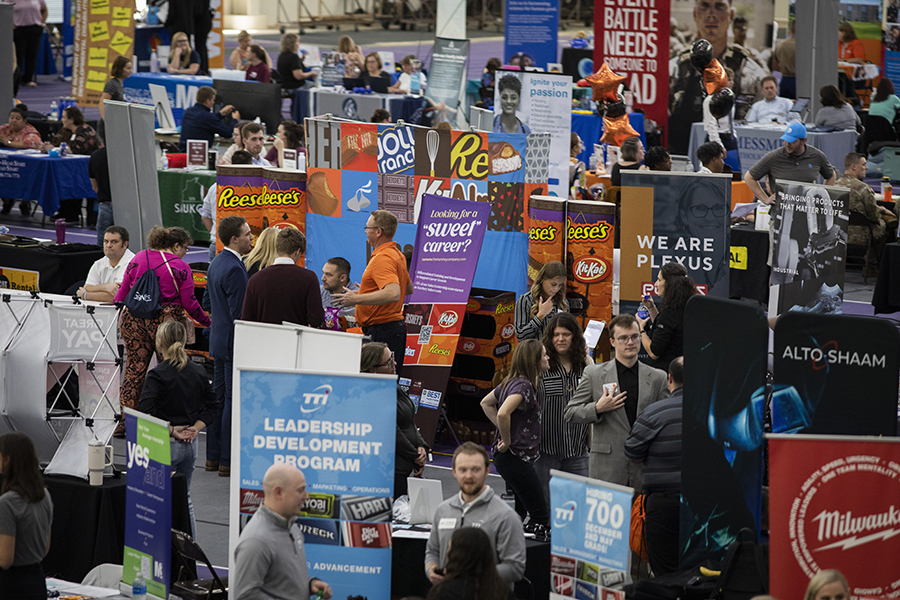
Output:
[122, 408, 171, 599]
[550, 470, 632, 600]
[233, 369, 396, 600]
[768, 434, 900, 600]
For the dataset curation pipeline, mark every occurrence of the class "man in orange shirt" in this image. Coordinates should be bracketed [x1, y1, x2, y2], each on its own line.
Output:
[334, 210, 413, 372]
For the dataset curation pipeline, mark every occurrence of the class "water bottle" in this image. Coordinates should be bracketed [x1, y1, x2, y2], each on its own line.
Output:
[150, 51, 159, 73]
[162, 150, 168, 169]
[55, 219, 66, 244]
[0, 226, 9, 235]
[132, 574, 147, 600]
[60, 142, 68, 157]
[50, 100, 58, 121]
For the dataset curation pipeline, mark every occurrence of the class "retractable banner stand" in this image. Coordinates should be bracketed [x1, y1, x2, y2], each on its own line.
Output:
[404, 194, 489, 445]
[769, 181, 850, 318]
[681, 296, 768, 568]
[620, 172, 731, 315]
[768, 435, 900, 600]
[503, 0, 559, 70]
[773, 313, 900, 436]
[549, 470, 632, 599]
[234, 369, 396, 600]
[425, 38, 470, 128]
[122, 408, 171, 600]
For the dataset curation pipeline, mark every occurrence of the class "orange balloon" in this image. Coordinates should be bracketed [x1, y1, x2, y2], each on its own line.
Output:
[600, 114, 639, 147]
[703, 59, 728, 95]
[586, 63, 627, 103]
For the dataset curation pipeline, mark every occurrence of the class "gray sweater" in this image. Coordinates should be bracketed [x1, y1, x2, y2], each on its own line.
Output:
[424, 486, 526, 583]
[232, 505, 315, 600]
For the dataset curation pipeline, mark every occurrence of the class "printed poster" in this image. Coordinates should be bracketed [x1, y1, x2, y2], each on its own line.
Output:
[72, 0, 135, 106]
[158, 170, 216, 244]
[425, 38, 470, 127]
[503, 0, 560, 70]
[234, 370, 397, 600]
[0, 266, 39, 291]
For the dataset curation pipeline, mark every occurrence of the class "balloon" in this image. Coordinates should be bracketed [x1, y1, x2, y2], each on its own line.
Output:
[703, 59, 728, 95]
[605, 94, 626, 119]
[708, 87, 735, 119]
[585, 63, 626, 103]
[690, 39, 714, 72]
[600, 114, 639, 147]
[576, 79, 590, 87]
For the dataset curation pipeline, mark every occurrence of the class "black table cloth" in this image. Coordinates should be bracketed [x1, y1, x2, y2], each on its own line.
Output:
[872, 242, 900, 313]
[0, 243, 103, 294]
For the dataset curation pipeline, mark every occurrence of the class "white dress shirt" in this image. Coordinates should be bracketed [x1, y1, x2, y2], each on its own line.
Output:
[745, 96, 799, 124]
[85, 249, 135, 286]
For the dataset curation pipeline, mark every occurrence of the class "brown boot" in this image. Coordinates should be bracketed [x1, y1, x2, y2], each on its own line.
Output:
[218, 465, 231, 477]
[205, 460, 219, 472]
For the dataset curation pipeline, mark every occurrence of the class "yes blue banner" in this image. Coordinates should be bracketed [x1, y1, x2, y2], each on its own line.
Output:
[235, 369, 397, 600]
[549, 471, 631, 599]
[503, 0, 560, 70]
[122, 408, 171, 599]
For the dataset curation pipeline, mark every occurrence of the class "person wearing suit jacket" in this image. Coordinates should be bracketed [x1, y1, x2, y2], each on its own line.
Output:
[205, 216, 253, 477]
[564, 314, 668, 488]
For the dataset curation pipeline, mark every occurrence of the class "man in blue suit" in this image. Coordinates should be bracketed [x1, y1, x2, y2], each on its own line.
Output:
[206, 215, 253, 477]
[179, 86, 239, 151]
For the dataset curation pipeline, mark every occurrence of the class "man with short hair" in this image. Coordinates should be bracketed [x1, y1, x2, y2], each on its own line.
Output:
[320, 257, 358, 319]
[241, 123, 270, 166]
[241, 228, 324, 326]
[643, 146, 672, 172]
[745, 76, 797, 124]
[333, 210, 412, 372]
[205, 216, 253, 477]
[233, 464, 333, 600]
[77, 226, 134, 302]
[179, 86, 239, 150]
[836, 152, 897, 277]
[424, 442, 526, 586]
[697, 141, 726, 174]
[625, 357, 684, 576]
[564, 314, 668, 487]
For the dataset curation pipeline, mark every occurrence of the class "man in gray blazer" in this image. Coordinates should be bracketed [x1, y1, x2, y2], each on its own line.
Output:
[564, 314, 668, 488]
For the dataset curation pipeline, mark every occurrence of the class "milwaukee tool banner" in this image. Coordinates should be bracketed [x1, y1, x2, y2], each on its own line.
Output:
[768, 434, 900, 600]
[773, 313, 899, 436]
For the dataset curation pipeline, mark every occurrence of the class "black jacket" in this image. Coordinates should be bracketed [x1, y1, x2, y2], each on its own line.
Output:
[396, 386, 428, 475]
[140, 359, 219, 428]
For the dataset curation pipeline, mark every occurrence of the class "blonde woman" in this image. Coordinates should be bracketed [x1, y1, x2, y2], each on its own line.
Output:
[243, 227, 279, 276]
[230, 30, 272, 71]
[338, 35, 364, 78]
[276, 33, 316, 90]
[804, 570, 850, 600]
[167, 32, 201, 75]
[514, 261, 568, 342]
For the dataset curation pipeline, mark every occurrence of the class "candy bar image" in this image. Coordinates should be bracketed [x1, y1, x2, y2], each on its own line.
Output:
[308, 171, 339, 216]
[489, 142, 522, 175]
[528, 256, 544, 283]
[341, 131, 378, 167]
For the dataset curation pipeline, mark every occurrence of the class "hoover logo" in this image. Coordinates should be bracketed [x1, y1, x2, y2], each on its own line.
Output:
[301, 384, 332, 413]
[554, 500, 577, 528]
[781, 341, 887, 370]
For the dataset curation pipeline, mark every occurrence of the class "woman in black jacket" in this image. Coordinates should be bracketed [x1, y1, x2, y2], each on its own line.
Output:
[425, 527, 513, 600]
[636, 261, 697, 371]
[361, 342, 428, 498]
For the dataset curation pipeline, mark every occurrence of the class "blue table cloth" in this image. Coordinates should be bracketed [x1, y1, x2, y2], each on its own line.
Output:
[0, 151, 95, 216]
[36, 31, 56, 76]
[123, 73, 213, 127]
[572, 112, 646, 166]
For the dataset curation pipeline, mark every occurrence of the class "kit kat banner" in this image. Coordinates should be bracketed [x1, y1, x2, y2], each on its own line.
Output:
[72, 0, 135, 106]
[769, 182, 850, 319]
[768, 434, 900, 600]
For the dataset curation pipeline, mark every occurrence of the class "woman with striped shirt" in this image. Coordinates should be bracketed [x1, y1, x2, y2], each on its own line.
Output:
[534, 313, 590, 503]
[514, 261, 568, 342]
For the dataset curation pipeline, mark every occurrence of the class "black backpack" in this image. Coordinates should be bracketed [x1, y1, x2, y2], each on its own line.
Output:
[124, 251, 174, 319]
[712, 528, 769, 600]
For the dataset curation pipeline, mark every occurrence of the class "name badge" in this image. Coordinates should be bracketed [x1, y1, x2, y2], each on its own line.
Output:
[438, 517, 457, 530]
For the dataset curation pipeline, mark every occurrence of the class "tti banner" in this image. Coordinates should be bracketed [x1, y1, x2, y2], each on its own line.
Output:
[122, 408, 171, 600]
[773, 313, 899, 437]
[72, 0, 135, 106]
[503, 0, 559, 70]
[768, 434, 900, 600]
[769, 182, 849, 319]
[425, 38, 470, 127]
[234, 369, 396, 600]
[549, 470, 631, 599]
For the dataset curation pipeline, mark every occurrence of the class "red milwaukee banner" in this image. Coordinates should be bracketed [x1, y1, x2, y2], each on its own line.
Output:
[768, 434, 900, 600]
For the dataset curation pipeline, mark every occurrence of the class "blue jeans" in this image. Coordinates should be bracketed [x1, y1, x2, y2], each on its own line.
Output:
[492, 449, 549, 526]
[96, 203, 114, 246]
[171, 437, 198, 538]
[208, 358, 233, 466]
[533, 452, 589, 505]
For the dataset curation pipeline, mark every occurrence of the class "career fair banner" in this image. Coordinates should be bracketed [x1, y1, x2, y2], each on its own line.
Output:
[404, 194, 489, 444]
[769, 182, 850, 319]
[72, 0, 135, 106]
[234, 369, 396, 600]
[681, 296, 767, 568]
[768, 434, 900, 600]
[493, 71, 572, 198]
[208, 0, 225, 69]
[425, 38, 470, 128]
[122, 408, 171, 599]
[503, 0, 560, 70]
[549, 471, 631, 599]
[772, 313, 899, 437]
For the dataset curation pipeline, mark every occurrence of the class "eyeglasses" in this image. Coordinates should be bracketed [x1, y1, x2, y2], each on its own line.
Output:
[364, 226, 381, 232]
[615, 334, 641, 344]
[690, 205, 727, 219]
[377, 351, 396, 368]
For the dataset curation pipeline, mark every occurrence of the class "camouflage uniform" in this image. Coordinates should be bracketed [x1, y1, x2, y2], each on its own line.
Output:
[835, 173, 890, 270]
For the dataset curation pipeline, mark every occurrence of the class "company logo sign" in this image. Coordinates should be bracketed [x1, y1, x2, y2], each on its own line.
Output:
[567, 217, 611, 242]
[301, 384, 332, 413]
[553, 500, 577, 528]
[501, 324, 515, 340]
[240, 488, 265, 514]
[573, 256, 610, 284]
[438, 311, 458, 327]
[782, 341, 887, 370]
[217, 185, 304, 210]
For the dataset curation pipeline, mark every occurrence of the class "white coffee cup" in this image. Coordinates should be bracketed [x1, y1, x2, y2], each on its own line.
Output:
[88, 438, 113, 486]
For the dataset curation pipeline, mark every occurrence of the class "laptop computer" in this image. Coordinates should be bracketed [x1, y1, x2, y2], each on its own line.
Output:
[368, 77, 390, 94]
[343, 77, 367, 90]
[408, 478, 443, 525]
[790, 97, 809, 114]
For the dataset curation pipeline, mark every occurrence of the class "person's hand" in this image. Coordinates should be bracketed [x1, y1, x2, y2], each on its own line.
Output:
[39, 142, 53, 153]
[172, 46, 182, 58]
[636, 314, 648, 330]
[427, 567, 445, 585]
[273, 137, 285, 151]
[0, 134, 10, 146]
[415, 447, 427, 466]
[310, 580, 332, 599]
[761, 193, 777, 206]
[536, 295, 553, 319]
[595, 389, 626, 414]
[412, 465, 425, 477]
[497, 438, 510, 453]
[231, 110, 241, 121]
[641, 295, 654, 310]
[219, 104, 235, 116]
[878, 205, 893, 215]
[332, 286, 358, 307]
[76, 286, 87, 299]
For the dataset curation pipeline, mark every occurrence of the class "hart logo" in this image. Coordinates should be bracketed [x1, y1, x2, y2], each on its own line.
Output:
[300, 384, 332, 413]
[573, 256, 610, 284]
[501, 324, 515, 340]
[782, 341, 886, 370]
[554, 501, 577, 528]
[127, 441, 150, 469]
[438, 311, 458, 327]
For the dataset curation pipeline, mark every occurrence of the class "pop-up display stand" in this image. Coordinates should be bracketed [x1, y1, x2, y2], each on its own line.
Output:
[232, 320, 365, 372]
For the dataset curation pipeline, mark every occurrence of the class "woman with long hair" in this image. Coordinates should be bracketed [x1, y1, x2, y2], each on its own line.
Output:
[244, 45, 271, 83]
[0, 433, 53, 599]
[276, 33, 316, 90]
[338, 35, 364, 79]
[838, 23, 865, 64]
[480, 339, 550, 534]
[167, 32, 201, 75]
[611, 136, 646, 186]
[113, 226, 211, 436]
[139, 320, 218, 538]
[815, 85, 860, 129]
[265, 119, 306, 167]
[360, 342, 428, 498]
[514, 261, 568, 342]
[636, 262, 697, 371]
[243, 227, 280, 276]
[804, 570, 849, 600]
[492, 75, 532, 134]
[534, 313, 591, 502]
[98, 56, 132, 139]
[869, 78, 900, 124]
[425, 528, 512, 600]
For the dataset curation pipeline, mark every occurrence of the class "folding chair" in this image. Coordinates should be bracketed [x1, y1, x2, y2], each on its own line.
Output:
[171, 529, 228, 600]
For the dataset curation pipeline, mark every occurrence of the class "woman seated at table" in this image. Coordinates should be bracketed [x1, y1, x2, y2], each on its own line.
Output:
[0, 432, 53, 599]
[388, 55, 428, 94]
[230, 30, 272, 71]
[264, 120, 305, 168]
[838, 23, 866, 65]
[636, 262, 697, 371]
[98, 56, 132, 142]
[363, 52, 391, 88]
[610, 136, 647, 186]
[338, 36, 364, 79]
[276, 33, 316, 90]
[167, 32, 201, 75]
[815, 85, 860, 130]
[41, 107, 102, 155]
[217, 121, 250, 166]
[0, 106, 42, 217]
[869, 78, 900, 125]
[569, 132, 585, 190]
[244, 45, 271, 83]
